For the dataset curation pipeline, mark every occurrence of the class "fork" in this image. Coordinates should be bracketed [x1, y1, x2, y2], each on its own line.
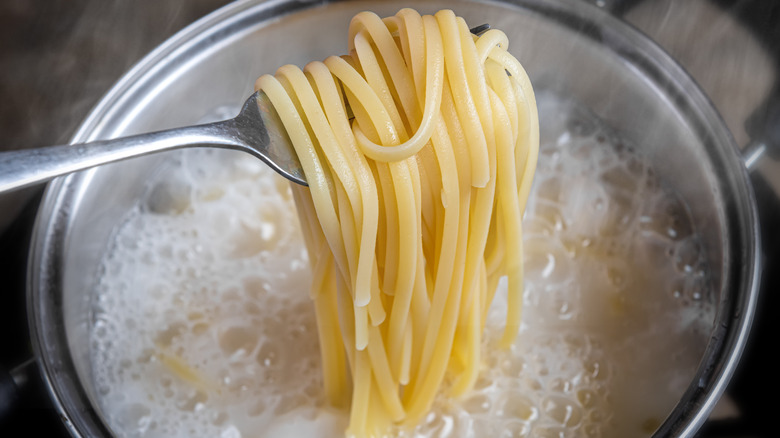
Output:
[0, 25, 492, 194]
[0, 91, 307, 193]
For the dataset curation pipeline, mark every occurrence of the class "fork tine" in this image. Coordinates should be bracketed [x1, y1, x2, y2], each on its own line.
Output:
[237, 91, 308, 186]
[470, 24, 491, 36]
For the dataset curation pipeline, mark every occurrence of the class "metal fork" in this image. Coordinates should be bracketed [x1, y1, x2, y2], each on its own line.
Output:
[0, 91, 307, 193]
[0, 25, 492, 194]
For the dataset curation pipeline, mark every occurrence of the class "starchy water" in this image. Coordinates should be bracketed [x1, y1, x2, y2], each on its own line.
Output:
[89, 92, 715, 438]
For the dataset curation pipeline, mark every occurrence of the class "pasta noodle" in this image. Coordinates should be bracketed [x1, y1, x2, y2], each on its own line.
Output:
[254, 8, 539, 437]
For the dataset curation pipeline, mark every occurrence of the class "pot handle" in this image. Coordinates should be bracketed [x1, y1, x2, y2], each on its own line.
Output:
[743, 86, 780, 169]
[0, 358, 34, 423]
[0, 368, 18, 421]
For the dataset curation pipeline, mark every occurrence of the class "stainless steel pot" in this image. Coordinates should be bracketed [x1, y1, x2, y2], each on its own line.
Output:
[27, 0, 761, 436]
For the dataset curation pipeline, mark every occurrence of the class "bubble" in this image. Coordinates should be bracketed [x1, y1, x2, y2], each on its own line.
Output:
[576, 389, 597, 408]
[683, 275, 706, 302]
[582, 360, 607, 383]
[500, 356, 527, 377]
[673, 238, 701, 273]
[638, 191, 694, 242]
[116, 402, 153, 434]
[582, 423, 600, 438]
[500, 421, 531, 438]
[523, 377, 544, 392]
[531, 425, 568, 438]
[497, 392, 538, 421]
[462, 393, 492, 414]
[218, 326, 259, 357]
[549, 378, 572, 394]
[416, 412, 454, 437]
[145, 178, 192, 215]
[155, 322, 186, 348]
[541, 395, 583, 428]
[524, 237, 572, 285]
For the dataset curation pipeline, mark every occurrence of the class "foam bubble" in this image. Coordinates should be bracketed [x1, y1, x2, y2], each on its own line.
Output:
[90, 93, 715, 437]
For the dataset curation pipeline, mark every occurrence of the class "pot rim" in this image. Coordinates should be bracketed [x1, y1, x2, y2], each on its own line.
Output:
[26, 1, 762, 437]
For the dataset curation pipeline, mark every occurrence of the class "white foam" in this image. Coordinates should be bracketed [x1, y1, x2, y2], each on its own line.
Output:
[90, 93, 714, 438]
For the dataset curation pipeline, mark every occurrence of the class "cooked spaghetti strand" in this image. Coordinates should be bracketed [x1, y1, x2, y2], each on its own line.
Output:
[254, 9, 538, 436]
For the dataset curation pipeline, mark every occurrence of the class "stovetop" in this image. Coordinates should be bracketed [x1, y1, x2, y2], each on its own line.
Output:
[1, 0, 778, 436]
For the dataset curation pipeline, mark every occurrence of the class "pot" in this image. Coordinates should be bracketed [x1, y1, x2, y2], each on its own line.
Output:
[26, 0, 761, 436]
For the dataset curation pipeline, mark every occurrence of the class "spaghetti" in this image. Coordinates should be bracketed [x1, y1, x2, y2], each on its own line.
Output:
[254, 8, 538, 436]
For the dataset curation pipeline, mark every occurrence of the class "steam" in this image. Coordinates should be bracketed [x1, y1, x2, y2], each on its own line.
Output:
[0, 0, 231, 150]
[625, 0, 776, 148]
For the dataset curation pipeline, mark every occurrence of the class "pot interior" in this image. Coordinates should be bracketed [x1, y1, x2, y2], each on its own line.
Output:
[29, 0, 758, 437]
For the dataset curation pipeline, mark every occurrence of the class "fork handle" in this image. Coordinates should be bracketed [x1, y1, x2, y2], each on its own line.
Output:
[0, 121, 235, 193]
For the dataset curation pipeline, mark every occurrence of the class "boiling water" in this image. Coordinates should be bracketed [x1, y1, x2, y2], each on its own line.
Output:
[89, 93, 715, 438]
